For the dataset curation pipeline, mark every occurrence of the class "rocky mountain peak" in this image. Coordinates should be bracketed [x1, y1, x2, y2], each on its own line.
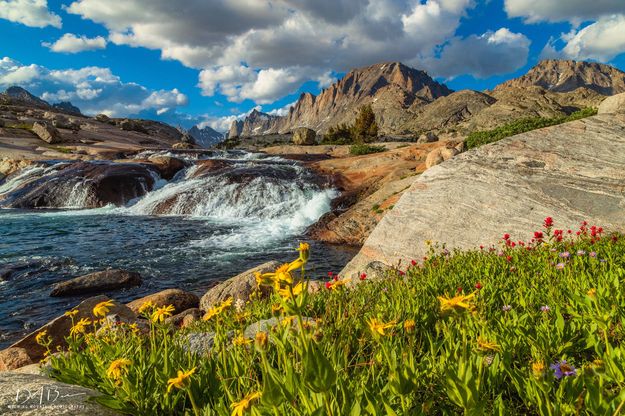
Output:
[495, 59, 625, 95]
[3, 86, 50, 108]
[188, 125, 224, 148]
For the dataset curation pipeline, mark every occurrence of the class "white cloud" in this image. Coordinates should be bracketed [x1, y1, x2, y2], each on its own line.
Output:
[422, 28, 531, 79]
[0, 0, 61, 28]
[266, 101, 297, 116]
[43, 33, 107, 53]
[504, 0, 625, 24]
[0, 56, 189, 117]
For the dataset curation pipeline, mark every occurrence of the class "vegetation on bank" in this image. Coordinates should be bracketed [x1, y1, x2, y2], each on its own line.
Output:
[322, 105, 379, 145]
[466, 107, 597, 149]
[349, 143, 386, 156]
[44, 218, 625, 415]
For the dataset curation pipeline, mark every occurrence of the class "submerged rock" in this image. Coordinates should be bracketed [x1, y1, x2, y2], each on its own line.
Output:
[50, 269, 142, 297]
[127, 289, 199, 315]
[146, 155, 185, 180]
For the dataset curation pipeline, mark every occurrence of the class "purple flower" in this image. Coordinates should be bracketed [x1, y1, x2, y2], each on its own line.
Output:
[589, 252, 597, 258]
[559, 252, 570, 259]
[502, 305, 512, 312]
[576, 250, 586, 256]
[541, 305, 550, 313]
[555, 263, 566, 270]
[600, 259, 607, 263]
[550, 360, 577, 379]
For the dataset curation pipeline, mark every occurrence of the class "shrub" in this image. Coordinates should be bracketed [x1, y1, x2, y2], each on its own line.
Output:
[322, 123, 352, 145]
[349, 143, 386, 155]
[48, 219, 625, 415]
[466, 107, 598, 149]
[322, 105, 379, 145]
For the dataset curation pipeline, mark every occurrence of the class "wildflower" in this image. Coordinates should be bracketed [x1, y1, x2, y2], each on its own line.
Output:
[502, 304, 512, 312]
[128, 323, 140, 333]
[475, 282, 482, 290]
[484, 354, 495, 366]
[152, 304, 176, 323]
[403, 319, 416, 333]
[327, 271, 334, 277]
[70, 318, 91, 336]
[166, 368, 196, 393]
[296, 242, 310, 262]
[437, 292, 475, 314]
[64, 309, 78, 318]
[360, 272, 367, 280]
[589, 252, 597, 258]
[503, 233, 510, 240]
[203, 298, 233, 321]
[106, 358, 132, 382]
[411, 259, 417, 266]
[477, 337, 501, 352]
[367, 318, 396, 336]
[93, 300, 115, 318]
[587, 288, 597, 298]
[540, 305, 550, 313]
[506, 255, 512, 262]
[534, 231, 544, 240]
[138, 301, 156, 315]
[550, 360, 577, 379]
[234, 298, 246, 313]
[559, 252, 570, 258]
[591, 359, 605, 372]
[256, 263, 299, 290]
[35, 330, 49, 346]
[544, 217, 553, 228]
[532, 361, 545, 378]
[231, 391, 261, 416]
[271, 303, 283, 315]
[555, 263, 565, 270]
[277, 282, 304, 299]
[326, 278, 349, 290]
[255, 331, 268, 350]
[576, 250, 586, 256]
[233, 334, 253, 346]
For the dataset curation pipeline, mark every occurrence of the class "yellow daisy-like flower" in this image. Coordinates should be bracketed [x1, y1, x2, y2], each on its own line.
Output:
[138, 301, 156, 315]
[35, 330, 49, 346]
[403, 319, 416, 333]
[231, 391, 261, 416]
[587, 288, 597, 298]
[233, 334, 253, 346]
[151, 304, 176, 323]
[166, 367, 196, 393]
[255, 331, 268, 350]
[128, 323, 140, 333]
[367, 318, 396, 336]
[70, 318, 92, 336]
[106, 358, 132, 382]
[256, 262, 302, 290]
[477, 337, 501, 352]
[437, 292, 476, 314]
[297, 242, 310, 262]
[327, 278, 349, 290]
[531, 361, 545, 378]
[64, 309, 78, 318]
[202, 298, 233, 321]
[93, 300, 115, 318]
[277, 281, 305, 299]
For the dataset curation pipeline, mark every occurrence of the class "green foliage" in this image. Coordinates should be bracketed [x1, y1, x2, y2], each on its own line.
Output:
[322, 123, 353, 144]
[466, 107, 598, 149]
[7, 123, 33, 131]
[322, 105, 379, 144]
[49, 220, 625, 415]
[350, 143, 386, 156]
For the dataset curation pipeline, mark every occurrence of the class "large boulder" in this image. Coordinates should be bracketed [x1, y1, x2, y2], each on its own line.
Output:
[127, 289, 199, 315]
[0, 373, 123, 415]
[199, 261, 281, 311]
[0, 347, 33, 371]
[424, 142, 463, 169]
[147, 155, 186, 180]
[292, 127, 317, 145]
[50, 269, 142, 297]
[31, 121, 62, 144]
[119, 118, 148, 134]
[7, 295, 136, 363]
[598, 92, 625, 114]
[95, 113, 111, 123]
[341, 114, 625, 279]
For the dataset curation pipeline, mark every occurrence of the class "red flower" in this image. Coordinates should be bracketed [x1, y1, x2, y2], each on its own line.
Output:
[475, 282, 482, 290]
[457, 287, 463, 293]
[479, 245, 484, 250]
[544, 217, 553, 228]
[612, 235, 619, 242]
[333, 275, 339, 281]
[398, 270, 405, 276]
[503, 233, 510, 240]
[506, 255, 512, 262]
[325, 281, 332, 289]
[327, 271, 334, 277]
[534, 231, 544, 240]
[411, 259, 417, 266]
[360, 273, 367, 281]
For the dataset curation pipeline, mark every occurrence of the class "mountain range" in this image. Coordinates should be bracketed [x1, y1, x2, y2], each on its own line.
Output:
[228, 60, 625, 139]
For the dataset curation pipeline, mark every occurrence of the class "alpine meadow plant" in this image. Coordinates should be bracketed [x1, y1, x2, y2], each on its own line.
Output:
[47, 219, 625, 415]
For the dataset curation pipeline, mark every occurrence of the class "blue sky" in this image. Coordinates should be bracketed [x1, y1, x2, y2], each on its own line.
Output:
[0, 0, 624, 131]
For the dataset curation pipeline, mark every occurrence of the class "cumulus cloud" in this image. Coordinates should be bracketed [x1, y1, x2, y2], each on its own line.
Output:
[423, 28, 531, 79]
[43, 33, 107, 53]
[0, 0, 61, 28]
[0, 56, 188, 117]
[504, 0, 625, 24]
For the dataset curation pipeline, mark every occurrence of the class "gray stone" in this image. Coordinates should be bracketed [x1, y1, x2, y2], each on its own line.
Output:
[598, 92, 625, 115]
[165, 308, 201, 328]
[94, 113, 110, 123]
[0, 372, 122, 415]
[292, 127, 316, 145]
[31, 122, 61, 144]
[127, 289, 199, 315]
[0, 348, 33, 371]
[50, 269, 142, 297]
[342, 114, 625, 279]
[417, 132, 438, 143]
[424, 144, 460, 169]
[199, 261, 281, 312]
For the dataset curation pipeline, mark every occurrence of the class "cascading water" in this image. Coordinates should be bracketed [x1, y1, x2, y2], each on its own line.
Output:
[0, 150, 356, 348]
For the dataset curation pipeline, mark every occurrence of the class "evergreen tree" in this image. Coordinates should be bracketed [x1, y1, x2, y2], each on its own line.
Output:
[352, 104, 378, 143]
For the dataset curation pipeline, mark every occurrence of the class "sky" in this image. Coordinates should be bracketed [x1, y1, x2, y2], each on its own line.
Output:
[0, 0, 624, 132]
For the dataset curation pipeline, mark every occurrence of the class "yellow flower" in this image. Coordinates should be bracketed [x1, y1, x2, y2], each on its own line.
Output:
[151, 304, 176, 323]
[233, 334, 253, 346]
[202, 298, 233, 321]
[256, 262, 301, 289]
[278, 281, 305, 299]
[297, 242, 310, 262]
[167, 367, 196, 393]
[35, 330, 49, 346]
[403, 319, 416, 333]
[437, 292, 476, 314]
[587, 288, 597, 298]
[327, 278, 349, 290]
[271, 303, 283, 315]
[70, 318, 92, 336]
[128, 323, 139, 333]
[532, 361, 545, 378]
[477, 337, 501, 352]
[93, 300, 115, 318]
[255, 332, 268, 350]
[138, 301, 156, 315]
[106, 358, 132, 382]
[64, 309, 78, 318]
[231, 391, 261, 416]
[367, 318, 396, 336]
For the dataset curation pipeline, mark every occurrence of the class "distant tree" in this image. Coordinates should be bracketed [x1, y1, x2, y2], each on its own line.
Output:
[352, 104, 378, 143]
[322, 123, 353, 144]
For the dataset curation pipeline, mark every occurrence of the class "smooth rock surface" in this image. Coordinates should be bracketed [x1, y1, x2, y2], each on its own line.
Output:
[342, 114, 625, 278]
[199, 261, 281, 311]
[598, 92, 625, 115]
[50, 269, 142, 297]
[31, 122, 61, 144]
[292, 127, 316, 145]
[0, 347, 33, 371]
[0, 372, 122, 415]
[127, 289, 199, 314]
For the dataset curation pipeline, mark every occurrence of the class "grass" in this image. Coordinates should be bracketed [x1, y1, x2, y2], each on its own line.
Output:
[349, 144, 386, 156]
[45, 218, 625, 415]
[466, 108, 597, 149]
